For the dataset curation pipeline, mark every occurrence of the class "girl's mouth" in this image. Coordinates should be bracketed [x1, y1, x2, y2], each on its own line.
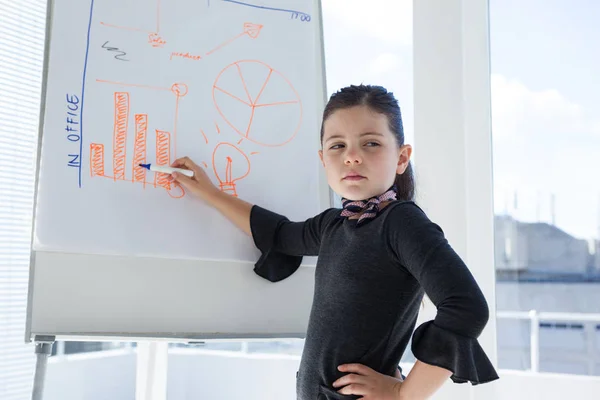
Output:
[343, 175, 365, 181]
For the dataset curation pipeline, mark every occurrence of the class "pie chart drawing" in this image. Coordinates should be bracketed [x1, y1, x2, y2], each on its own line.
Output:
[212, 60, 303, 147]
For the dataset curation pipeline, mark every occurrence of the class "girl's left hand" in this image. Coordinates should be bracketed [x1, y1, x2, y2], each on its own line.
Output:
[333, 363, 403, 400]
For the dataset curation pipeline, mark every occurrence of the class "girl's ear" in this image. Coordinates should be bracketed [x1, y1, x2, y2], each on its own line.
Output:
[318, 150, 325, 167]
[396, 144, 412, 174]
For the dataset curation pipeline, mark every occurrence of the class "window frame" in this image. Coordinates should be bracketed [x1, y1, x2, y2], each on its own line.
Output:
[414, 0, 498, 398]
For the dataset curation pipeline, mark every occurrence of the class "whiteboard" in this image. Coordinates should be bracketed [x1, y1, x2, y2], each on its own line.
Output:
[27, 0, 329, 341]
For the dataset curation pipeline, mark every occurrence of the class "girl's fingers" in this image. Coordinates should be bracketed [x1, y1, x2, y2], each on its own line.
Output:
[170, 157, 185, 168]
[332, 373, 368, 388]
[171, 172, 193, 187]
[171, 156, 196, 171]
[171, 156, 215, 200]
[336, 383, 369, 396]
[172, 157, 203, 178]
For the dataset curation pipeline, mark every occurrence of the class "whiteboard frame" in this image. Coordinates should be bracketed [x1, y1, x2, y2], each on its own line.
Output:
[25, 0, 331, 343]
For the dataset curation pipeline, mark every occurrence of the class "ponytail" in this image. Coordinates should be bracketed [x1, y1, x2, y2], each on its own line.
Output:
[394, 161, 415, 201]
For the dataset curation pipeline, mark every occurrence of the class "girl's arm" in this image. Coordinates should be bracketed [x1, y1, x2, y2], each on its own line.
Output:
[171, 156, 253, 236]
[397, 360, 452, 400]
[171, 156, 336, 282]
[388, 202, 499, 388]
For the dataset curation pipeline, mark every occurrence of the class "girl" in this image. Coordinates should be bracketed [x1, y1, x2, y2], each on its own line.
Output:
[171, 85, 499, 400]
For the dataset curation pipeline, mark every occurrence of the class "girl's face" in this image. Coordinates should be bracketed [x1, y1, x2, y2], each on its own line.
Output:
[319, 105, 412, 201]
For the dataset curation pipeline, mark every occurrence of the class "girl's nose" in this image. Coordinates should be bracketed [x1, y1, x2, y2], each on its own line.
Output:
[344, 149, 362, 165]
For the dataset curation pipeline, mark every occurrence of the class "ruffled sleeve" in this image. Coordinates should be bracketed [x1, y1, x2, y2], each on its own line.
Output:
[411, 321, 498, 384]
[250, 205, 336, 283]
[387, 202, 499, 384]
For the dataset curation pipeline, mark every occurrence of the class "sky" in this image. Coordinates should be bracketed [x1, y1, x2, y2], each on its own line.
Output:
[321, 0, 600, 241]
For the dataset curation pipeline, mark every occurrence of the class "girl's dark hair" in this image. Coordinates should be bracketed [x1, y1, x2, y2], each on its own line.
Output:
[320, 84, 415, 201]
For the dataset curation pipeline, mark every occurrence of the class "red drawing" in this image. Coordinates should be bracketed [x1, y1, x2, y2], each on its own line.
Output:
[89, 81, 188, 199]
[206, 23, 263, 56]
[100, 0, 166, 47]
[113, 92, 129, 181]
[154, 130, 172, 189]
[132, 114, 148, 184]
[212, 142, 250, 197]
[96, 79, 173, 92]
[90, 144, 105, 177]
[212, 60, 303, 147]
[200, 129, 208, 144]
[148, 33, 167, 48]
[170, 51, 202, 61]
[170, 83, 188, 159]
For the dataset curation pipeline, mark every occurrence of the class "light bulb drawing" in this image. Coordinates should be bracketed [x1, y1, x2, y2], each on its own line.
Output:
[212, 142, 250, 197]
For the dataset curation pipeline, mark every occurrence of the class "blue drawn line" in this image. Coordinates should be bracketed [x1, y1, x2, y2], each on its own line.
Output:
[80, 0, 95, 188]
[221, 0, 309, 17]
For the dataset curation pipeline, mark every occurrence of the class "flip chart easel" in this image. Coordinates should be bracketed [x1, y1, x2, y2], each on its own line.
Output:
[27, 0, 329, 398]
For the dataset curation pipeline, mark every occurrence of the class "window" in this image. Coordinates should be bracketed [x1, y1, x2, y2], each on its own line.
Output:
[323, 0, 413, 144]
[0, 3, 136, 398]
[0, 1, 46, 398]
[490, 0, 600, 377]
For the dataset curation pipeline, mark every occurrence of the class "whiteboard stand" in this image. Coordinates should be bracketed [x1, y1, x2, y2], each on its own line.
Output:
[136, 342, 168, 400]
[31, 335, 55, 400]
[29, 336, 168, 400]
[29, 337, 169, 400]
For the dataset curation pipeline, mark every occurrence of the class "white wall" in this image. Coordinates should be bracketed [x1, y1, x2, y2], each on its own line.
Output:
[495, 370, 600, 400]
[167, 350, 299, 400]
[45, 351, 136, 400]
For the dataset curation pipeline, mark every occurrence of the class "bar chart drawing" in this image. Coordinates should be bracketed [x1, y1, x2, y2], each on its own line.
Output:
[132, 114, 148, 184]
[89, 82, 188, 199]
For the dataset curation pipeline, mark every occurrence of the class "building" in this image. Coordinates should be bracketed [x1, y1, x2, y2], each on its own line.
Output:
[495, 215, 597, 281]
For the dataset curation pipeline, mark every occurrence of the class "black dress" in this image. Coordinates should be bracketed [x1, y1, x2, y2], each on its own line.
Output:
[250, 200, 499, 400]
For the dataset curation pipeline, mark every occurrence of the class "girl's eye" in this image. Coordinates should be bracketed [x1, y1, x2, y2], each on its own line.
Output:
[330, 144, 344, 150]
[365, 142, 380, 147]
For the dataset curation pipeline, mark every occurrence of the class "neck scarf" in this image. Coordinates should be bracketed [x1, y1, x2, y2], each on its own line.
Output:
[339, 185, 398, 226]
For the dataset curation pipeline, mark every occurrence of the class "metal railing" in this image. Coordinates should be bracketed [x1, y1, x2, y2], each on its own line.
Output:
[48, 311, 600, 376]
[497, 310, 600, 373]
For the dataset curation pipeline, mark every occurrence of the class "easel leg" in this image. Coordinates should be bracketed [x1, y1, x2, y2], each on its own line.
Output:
[31, 335, 55, 400]
[136, 341, 168, 400]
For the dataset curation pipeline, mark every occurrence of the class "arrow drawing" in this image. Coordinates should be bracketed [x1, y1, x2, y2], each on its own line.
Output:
[206, 22, 263, 55]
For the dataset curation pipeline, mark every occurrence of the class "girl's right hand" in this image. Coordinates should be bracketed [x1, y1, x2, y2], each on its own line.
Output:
[170, 156, 218, 201]
[171, 156, 253, 236]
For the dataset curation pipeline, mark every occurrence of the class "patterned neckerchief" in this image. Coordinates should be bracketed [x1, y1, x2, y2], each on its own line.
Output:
[339, 186, 397, 226]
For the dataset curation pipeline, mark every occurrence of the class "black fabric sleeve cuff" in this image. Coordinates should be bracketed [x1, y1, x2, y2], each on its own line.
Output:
[411, 321, 500, 385]
[250, 205, 303, 283]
